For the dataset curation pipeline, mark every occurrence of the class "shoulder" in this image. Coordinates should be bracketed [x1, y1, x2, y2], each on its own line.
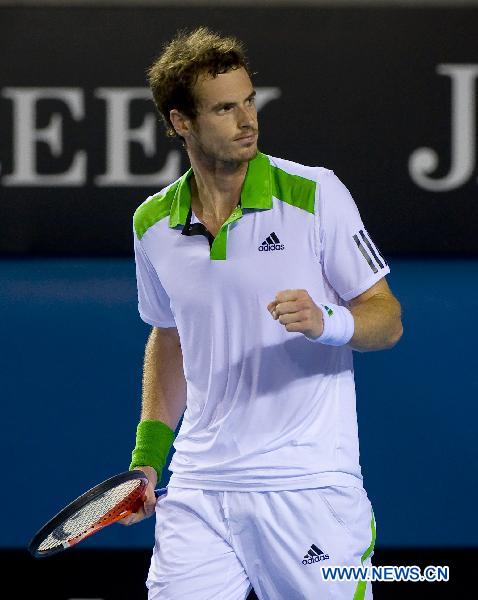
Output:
[266, 153, 337, 190]
[316, 168, 360, 220]
[133, 178, 180, 240]
[265, 154, 335, 215]
[266, 154, 329, 182]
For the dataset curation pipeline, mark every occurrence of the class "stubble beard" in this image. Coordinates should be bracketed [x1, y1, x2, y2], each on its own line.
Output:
[213, 136, 259, 169]
[190, 126, 259, 170]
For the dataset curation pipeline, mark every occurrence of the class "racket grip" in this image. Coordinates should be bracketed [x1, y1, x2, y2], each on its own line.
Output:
[129, 487, 167, 515]
[154, 487, 167, 498]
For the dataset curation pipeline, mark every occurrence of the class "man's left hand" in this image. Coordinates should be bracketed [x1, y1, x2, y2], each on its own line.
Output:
[267, 289, 324, 340]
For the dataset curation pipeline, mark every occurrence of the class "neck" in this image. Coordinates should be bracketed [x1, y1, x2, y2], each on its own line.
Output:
[188, 150, 249, 221]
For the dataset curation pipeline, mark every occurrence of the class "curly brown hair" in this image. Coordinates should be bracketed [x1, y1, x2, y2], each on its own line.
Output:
[148, 27, 251, 138]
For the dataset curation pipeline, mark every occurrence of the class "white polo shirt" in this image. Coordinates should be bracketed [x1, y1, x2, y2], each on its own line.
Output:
[133, 151, 389, 491]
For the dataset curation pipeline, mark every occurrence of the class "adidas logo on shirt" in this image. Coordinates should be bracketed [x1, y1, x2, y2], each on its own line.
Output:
[302, 544, 330, 565]
[258, 232, 285, 252]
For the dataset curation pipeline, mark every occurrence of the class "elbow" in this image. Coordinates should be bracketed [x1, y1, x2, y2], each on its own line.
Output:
[385, 320, 403, 349]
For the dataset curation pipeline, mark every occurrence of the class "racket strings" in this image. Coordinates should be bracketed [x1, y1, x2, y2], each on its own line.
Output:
[37, 479, 143, 552]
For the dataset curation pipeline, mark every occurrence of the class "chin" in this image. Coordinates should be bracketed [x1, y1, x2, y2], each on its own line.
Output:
[218, 143, 258, 165]
[237, 144, 258, 162]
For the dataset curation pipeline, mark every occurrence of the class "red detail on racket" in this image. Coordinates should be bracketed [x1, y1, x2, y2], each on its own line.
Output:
[28, 470, 166, 558]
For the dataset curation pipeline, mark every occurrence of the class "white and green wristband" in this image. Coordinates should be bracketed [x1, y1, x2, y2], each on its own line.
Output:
[309, 302, 355, 347]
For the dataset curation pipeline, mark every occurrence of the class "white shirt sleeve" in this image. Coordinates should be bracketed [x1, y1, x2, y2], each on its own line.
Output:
[317, 170, 390, 302]
[133, 231, 176, 328]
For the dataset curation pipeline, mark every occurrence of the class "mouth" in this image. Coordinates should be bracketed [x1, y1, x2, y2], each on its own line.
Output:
[235, 132, 258, 143]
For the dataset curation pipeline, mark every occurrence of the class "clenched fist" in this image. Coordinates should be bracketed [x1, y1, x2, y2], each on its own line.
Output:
[267, 289, 324, 340]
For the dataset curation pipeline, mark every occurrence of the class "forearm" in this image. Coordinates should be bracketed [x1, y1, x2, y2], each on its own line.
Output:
[141, 326, 187, 430]
[348, 293, 403, 352]
[125, 327, 185, 524]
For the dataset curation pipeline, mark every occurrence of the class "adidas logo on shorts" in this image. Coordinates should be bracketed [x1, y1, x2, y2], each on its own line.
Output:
[258, 232, 285, 252]
[302, 544, 330, 565]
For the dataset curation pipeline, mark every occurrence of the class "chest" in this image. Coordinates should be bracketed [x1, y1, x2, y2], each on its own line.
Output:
[145, 202, 325, 316]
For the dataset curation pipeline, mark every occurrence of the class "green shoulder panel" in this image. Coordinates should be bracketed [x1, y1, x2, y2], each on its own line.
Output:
[133, 181, 179, 240]
[271, 165, 316, 214]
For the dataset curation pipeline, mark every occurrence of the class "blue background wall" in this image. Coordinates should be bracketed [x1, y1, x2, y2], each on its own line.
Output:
[1, 258, 477, 548]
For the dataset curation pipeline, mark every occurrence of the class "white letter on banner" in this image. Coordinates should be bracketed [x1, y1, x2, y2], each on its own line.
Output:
[255, 87, 281, 111]
[1, 88, 86, 186]
[408, 64, 478, 192]
[94, 88, 180, 186]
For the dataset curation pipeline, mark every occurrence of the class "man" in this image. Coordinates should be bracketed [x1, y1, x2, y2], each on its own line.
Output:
[123, 27, 403, 600]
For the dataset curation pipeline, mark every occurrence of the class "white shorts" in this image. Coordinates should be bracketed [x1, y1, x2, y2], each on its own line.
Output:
[147, 485, 375, 600]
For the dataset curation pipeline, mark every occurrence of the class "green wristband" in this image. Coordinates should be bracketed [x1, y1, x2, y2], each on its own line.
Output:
[129, 419, 175, 482]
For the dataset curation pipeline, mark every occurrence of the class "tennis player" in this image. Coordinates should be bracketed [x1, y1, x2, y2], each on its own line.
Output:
[123, 27, 403, 600]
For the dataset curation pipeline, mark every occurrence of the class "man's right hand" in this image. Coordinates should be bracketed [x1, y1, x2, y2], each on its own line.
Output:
[119, 465, 159, 526]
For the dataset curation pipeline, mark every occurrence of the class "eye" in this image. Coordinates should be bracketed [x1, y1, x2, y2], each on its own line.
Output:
[218, 104, 234, 114]
[246, 96, 256, 106]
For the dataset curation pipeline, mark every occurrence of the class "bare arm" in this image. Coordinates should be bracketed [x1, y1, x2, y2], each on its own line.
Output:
[347, 278, 403, 352]
[122, 326, 186, 525]
[268, 278, 403, 352]
[140, 326, 187, 430]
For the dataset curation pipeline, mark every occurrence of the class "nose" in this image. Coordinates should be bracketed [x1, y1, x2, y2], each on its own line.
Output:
[237, 103, 256, 129]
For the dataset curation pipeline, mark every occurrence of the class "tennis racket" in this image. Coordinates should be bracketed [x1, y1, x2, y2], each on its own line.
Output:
[28, 470, 166, 558]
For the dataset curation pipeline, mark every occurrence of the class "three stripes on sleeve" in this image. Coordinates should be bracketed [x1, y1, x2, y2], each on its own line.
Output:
[352, 230, 388, 274]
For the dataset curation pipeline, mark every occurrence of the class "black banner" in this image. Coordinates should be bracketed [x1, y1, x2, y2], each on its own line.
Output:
[1, 7, 477, 256]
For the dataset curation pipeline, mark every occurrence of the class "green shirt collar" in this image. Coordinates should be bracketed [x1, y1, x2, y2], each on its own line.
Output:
[168, 151, 272, 228]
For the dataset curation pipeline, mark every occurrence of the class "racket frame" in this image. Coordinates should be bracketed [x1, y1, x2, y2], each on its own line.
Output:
[28, 470, 149, 558]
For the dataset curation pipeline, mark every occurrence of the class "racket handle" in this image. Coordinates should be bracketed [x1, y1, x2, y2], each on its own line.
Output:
[130, 487, 167, 515]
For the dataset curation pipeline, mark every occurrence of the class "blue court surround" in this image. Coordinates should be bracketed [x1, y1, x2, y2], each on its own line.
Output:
[0, 259, 476, 548]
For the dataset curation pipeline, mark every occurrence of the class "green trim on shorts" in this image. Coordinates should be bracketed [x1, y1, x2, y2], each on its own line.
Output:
[353, 510, 376, 600]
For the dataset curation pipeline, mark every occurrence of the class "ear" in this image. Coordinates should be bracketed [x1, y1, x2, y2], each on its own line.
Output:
[170, 109, 191, 138]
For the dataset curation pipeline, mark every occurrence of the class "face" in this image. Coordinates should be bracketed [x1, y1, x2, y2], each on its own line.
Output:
[176, 67, 259, 165]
